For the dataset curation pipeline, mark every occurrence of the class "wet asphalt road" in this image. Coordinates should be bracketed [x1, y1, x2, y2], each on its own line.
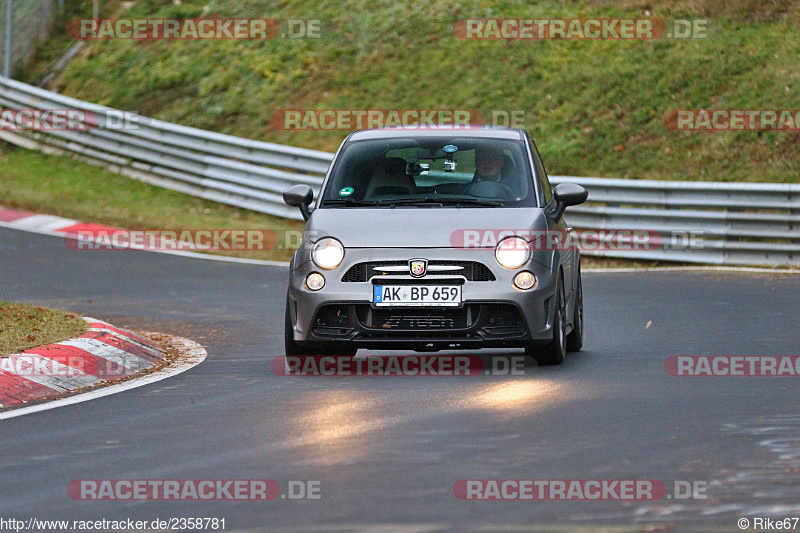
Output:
[1, 226, 799, 532]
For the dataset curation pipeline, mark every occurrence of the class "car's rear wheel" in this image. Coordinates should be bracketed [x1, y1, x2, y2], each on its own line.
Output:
[527, 276, 567, 365]
[284, 298, 357, 356]
[566, 267, 583, 353]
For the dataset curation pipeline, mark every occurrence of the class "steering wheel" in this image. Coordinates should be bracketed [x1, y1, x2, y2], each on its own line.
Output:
[465, 180, 516, 199]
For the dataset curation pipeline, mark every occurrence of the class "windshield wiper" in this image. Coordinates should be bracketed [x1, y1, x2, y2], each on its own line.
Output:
[323, 197, 502, 208]
[434, 197, 503, 207]
[376, 197, 445, 207]
[322, 198, 381, 207]
[376, 197, 503, 207]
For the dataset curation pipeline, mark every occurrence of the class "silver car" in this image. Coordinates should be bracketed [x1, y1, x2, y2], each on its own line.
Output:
[282, 126, 587, 364]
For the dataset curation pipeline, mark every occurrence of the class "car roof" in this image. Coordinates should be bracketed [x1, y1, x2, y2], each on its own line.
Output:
[347, 125, 526, 142]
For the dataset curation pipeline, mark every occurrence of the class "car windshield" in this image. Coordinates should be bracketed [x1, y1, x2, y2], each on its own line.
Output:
[320, 137, 537, 208]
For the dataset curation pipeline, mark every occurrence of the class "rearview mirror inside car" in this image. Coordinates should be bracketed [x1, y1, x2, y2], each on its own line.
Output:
[405, 157, 430, 176]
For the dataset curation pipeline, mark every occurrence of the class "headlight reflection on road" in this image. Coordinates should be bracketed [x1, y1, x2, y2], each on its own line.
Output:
[290, 391, 386, 465]
[284, 379, 569, 465]
[470, 380, 562, 411]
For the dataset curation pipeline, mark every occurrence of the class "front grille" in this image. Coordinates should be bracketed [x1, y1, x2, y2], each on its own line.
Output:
[359, 306, 473, 330]
[342, 261, 495, 282]
[311, 303, 527, 337]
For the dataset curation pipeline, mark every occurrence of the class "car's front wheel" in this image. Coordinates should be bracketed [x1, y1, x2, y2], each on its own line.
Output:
[526, 275, 567, 365]
[566, 267, 583, 353]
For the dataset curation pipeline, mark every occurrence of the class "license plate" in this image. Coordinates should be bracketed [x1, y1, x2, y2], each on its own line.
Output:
[373, 285, 461, 307]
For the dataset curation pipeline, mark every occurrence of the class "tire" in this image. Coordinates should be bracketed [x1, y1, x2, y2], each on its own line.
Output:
[566, 267, 583, 353]
[284, 297, 357, 356]
[531, 276, 567, 365]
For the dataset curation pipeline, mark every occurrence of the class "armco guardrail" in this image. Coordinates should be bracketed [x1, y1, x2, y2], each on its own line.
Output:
[553, 177, 799, 265]
[1, 76, 798, 266]
[0, 76, 332, 220]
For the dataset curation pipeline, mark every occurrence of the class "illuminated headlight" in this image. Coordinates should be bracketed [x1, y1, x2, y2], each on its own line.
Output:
[306, 272, 325, 291]
[495, 236, 530, 269]
[513, 271, 537, 290]
[312, 238, 344, 270]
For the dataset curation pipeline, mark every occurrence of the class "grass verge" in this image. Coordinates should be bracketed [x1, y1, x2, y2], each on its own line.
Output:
[0, 302, 87, 355]
[36, 0, 800, 183]
[16, 0, 130, 85]
[0, 143, 302, 262]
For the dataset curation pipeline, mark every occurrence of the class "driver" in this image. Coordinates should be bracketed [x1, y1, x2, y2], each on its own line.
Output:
[469, 145, 521, 197]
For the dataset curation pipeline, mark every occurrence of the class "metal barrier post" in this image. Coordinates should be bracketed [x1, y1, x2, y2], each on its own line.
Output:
[2, 0, 12, 78]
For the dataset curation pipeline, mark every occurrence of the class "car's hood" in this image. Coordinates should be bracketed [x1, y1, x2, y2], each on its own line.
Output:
[306, 207, 548, 248]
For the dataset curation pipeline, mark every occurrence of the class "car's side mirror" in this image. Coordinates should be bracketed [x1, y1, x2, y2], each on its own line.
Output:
[551, 183, 588, 220]
[283, 184, 314, 221]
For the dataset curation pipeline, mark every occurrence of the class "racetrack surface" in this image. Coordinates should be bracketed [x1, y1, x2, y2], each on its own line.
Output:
[1, 226, 798, 531]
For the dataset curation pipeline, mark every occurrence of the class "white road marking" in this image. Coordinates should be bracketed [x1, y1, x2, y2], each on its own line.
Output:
[0, 353, 100, 390]
[10, 214, 77, 232]
[58, 337, 154, 372]
[0, 335, 206, 420]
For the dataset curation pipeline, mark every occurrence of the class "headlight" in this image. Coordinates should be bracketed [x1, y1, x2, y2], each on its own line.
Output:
[312, 237, 344, 270]
[495, 236, 530, 269]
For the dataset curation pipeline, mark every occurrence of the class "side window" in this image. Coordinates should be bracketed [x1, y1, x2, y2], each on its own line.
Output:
[530, 139, 553, 204]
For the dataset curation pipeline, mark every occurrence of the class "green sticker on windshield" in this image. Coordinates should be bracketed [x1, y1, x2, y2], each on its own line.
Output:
[339, 187, 354, 196]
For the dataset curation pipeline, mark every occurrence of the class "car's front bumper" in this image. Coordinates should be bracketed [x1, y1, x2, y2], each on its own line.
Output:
[287, 248, 559, 351]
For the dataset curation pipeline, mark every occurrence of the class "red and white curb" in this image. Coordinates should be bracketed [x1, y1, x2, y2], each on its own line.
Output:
[0, 317, 205, 417]
[0, 317, 163, 408]
[0, 206, 286, 266]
